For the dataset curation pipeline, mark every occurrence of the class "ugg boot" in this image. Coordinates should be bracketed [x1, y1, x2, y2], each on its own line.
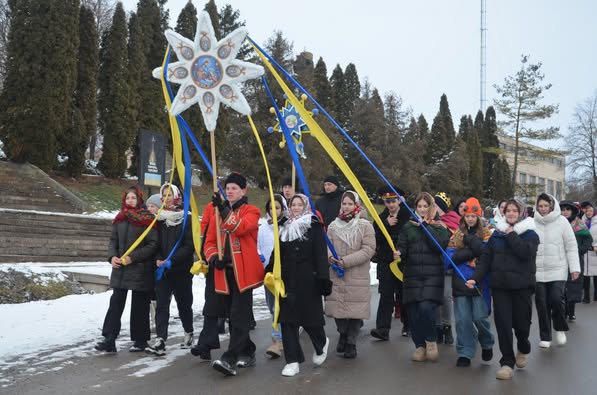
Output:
[496, 365, 513, 380]
[425, 341, 439, 362]
[411, 347, 426, 362]
[266, 338, 283, 358]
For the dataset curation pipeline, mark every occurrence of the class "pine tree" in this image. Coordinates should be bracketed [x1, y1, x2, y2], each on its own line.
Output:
[425, 114, 449, 165]
[492, 157, 514, 200]
[0, 0, 79, 170]
[417, 114, 429, 140]
[343, 63, 360, 128]
[219, 4, 250, 60]
[329, 64, 345, 125]
[493, 55, 560, 190]
[65, 5, 98, 177]
[439, 93, 456, 148]
[97, 2, 130, 178]
[312, 57, 333, 109]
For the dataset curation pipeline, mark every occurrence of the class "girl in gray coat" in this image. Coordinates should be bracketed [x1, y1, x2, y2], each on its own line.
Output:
[95, 186, 158, 353]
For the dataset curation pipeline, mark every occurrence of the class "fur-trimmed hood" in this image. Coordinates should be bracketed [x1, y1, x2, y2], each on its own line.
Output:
[495, 216, 536, 235]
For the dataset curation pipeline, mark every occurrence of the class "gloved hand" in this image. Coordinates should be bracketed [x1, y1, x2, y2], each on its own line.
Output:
[209, 255, 226, 270]
[259, 254, 266, 263]
[318, 278, 333, 296]
[278, 216, 289, 226]
[212, 192, 224, 211]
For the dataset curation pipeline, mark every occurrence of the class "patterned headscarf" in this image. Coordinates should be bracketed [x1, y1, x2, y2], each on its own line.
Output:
[113, 186, 157, 228]
[281, 193, 314, 242]
[337, 190, 362, 222]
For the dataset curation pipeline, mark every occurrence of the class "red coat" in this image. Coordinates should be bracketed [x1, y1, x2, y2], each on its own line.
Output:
[204, 203, 264, 294]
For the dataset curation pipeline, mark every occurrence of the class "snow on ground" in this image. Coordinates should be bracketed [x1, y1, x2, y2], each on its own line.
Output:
[0, 261, 379, 387]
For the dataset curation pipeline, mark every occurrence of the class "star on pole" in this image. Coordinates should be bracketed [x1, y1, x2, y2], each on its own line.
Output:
[153, 11, 264, 131]
[268, 95, 316, 159]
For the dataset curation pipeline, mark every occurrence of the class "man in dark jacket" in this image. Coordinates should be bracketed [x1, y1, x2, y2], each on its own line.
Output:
[314, 175, 343, 227]
[371, 186, 410, 340]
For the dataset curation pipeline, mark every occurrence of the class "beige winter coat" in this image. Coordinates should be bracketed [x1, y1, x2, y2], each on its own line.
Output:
[325, 217, 376, 319]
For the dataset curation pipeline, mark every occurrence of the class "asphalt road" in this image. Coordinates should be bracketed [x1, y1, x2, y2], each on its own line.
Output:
[8, 290, 597, 395]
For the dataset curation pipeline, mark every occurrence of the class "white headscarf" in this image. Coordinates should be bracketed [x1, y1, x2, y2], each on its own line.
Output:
[280, 193, 314, 242]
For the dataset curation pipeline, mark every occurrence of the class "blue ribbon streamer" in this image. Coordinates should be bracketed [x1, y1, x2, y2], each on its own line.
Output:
[261, 76, 343, 277]
[250, 38, 469, 283]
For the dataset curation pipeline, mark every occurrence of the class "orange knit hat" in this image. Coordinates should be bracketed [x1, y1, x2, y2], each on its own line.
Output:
[462, 197, 483, 217]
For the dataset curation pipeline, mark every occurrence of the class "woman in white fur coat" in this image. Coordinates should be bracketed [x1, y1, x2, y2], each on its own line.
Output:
[533, 193, 580, 349]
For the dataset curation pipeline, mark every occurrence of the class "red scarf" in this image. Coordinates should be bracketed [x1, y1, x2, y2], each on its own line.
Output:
[338, 205, 362, 222]
[113, 186, 157, 228]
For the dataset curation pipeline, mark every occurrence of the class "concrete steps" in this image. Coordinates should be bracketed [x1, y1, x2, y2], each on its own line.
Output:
[0, 209, 112, 263]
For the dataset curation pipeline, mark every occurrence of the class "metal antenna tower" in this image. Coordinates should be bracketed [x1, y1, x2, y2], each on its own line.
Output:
[480, 0, 487, 112]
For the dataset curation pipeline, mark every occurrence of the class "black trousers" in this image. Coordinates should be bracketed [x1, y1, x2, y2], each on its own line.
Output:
[102, 288, 150, 342]
[375, 262, 407, 330]
[280, 323, 326, 364]
[535, 281, 568, 341]
[492, 288, 532, 368]
[155, 273, 194, 341]
[219, 268, 255, 365]
[583, 276, 597, 299]
[335, 318, 362, 346]
[198, 315, 221, 350]
[407, 301, 439, 348]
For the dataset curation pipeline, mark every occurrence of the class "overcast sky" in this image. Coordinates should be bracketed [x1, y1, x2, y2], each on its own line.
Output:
[122, 0, 597, 149]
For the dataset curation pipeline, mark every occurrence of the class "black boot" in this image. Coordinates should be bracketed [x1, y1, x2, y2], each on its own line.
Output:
[343, 344, 357, 359]
[370, 328, 389, 341]
[336, 334, 347, 353]
[95, 334, 116, 353]
[436, 326, 444, 344]
[443, 325, 454, 345]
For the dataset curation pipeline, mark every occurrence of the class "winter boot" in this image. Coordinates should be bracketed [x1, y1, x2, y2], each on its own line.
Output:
[146, 337, 166, 356]
[443, 325, 454, 345]
[456, 357, 471, 367]
[336, 334, 347, 354]
[343, 344, 357, 359]
[266, 338, 283, 359]
[190, 343, 212, 361]
[95, 334, 116, 353]
[370, 328, 389, 341]
[411, 347, 426, 362]
[515, 351, 529, 369]
[435, 326, 444, 344]
[425, 341, 439, 362]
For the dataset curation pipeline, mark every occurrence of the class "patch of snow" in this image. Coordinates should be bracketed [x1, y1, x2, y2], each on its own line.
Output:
[0, 139, 5, 159]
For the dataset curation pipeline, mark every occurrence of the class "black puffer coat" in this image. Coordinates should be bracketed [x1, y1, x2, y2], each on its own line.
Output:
[397, 220, 451, 304]
[471, 217, 539, 290]
[108, 221, 158, 292]
[156, 214, 194, 277]
[274, 218, 329, 326]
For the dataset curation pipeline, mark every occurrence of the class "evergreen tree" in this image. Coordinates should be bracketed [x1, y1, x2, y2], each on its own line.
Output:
[493, 55, 560, 190]
[0, 0, 79, 170]
[439, 93, 455, 147]
[219, 4, 250, 60]
[129, 0, 169, 176]
[65, 4, 98, 177]
[204, 0, 220, 40]
[492, 157, 514, 200]
[97, 2, 130, 178]
[441, 137, 470, 197]
[329, 64, 345, 124]
[312, 57, 333, 109]
[459, 115, 483, 197]
[480, 106, 500, 199]
[417, 114, 429, 140]
[343, 63, 360, 128]
[425, 113, 450, 165]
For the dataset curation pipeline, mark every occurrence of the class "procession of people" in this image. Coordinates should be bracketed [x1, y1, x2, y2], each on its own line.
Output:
[96, 174, 595, 381]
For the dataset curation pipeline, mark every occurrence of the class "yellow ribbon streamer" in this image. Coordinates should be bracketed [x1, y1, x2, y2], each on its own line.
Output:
[247, 115, 285, 331]
[251, 42, 402, 280]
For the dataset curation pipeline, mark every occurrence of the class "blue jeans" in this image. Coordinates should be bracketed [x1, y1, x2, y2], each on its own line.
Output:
[453, 296, 494, 359]
[265, 288, 282, 341]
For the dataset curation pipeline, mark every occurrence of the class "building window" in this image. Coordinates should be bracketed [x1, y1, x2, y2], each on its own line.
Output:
[556, 182, 563, 200]
[529, 175, 537, 185]
[538, 177, 546, 192]
[547, 180, 554, 195]
[519, 173, 527, 185]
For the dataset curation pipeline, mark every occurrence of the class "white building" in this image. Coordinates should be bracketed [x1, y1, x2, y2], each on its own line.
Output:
[498, 135, 565, 203]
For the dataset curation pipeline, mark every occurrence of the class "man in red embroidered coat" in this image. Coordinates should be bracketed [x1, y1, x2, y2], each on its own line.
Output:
[205, 172, 264, 376]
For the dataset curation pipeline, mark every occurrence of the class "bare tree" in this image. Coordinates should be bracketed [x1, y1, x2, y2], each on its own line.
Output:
[566, 92, 597, 201]
[82, 0, 115, 39]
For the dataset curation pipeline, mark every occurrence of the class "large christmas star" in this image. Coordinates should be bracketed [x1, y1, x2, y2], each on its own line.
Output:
[153, 11, 264, 131]
[269, 95, 314, 159]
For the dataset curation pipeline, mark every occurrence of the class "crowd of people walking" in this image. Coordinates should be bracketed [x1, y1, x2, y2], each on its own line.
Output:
[95, 175, 596, 381]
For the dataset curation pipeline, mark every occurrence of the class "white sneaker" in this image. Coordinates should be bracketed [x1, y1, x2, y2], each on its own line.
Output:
[282, 362, 300, 377]
[312, 337, 329, 366]
[180, 332, 193, 349]
[538, 341, 551, 348]
[555, 331, 567, 346]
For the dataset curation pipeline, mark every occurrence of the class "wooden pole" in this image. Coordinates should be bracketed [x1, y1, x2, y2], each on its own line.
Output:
[210, 132, 223, 259]
[291, 162, 296, 193]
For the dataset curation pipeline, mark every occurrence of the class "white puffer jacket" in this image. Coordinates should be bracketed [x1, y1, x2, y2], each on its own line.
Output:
[534, 195, 580, 282]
